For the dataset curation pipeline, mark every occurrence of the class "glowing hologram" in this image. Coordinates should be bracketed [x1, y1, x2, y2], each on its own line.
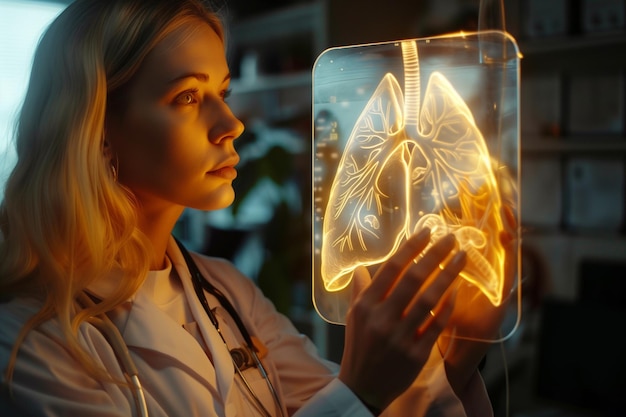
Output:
[320, 40, 506, 306]
[313, 30, 521, 339]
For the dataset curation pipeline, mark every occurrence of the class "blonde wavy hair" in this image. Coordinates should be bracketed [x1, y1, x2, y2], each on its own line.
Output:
[1, 0, 225, 384]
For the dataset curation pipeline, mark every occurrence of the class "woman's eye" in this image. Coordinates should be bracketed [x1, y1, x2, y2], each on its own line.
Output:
[174, 90, 198, 105]
[221, 88, 232, 101]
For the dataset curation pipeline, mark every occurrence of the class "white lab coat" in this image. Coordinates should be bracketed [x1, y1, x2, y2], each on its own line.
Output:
[0, 236, 491, 416]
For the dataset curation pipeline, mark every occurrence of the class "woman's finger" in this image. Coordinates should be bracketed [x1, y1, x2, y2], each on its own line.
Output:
[361, 227, 432, 303]
[401, 250, 466, 334]
[380, 233, 458, 318]
[350, 266, 371, 305]
[415, 282, 459, 346]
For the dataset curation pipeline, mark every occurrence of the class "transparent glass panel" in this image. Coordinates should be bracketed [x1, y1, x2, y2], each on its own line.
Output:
[312, 30, 521, 342]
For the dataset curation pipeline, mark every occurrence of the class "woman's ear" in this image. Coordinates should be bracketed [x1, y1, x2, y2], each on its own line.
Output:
[102, 131, 113, 159]
[102, 130, 119, 181]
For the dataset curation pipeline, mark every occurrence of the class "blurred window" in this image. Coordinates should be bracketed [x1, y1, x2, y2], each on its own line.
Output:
[0, 1, 65, 192]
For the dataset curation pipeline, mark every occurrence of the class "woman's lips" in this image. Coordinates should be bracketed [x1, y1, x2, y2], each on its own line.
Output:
[209, 165, 237, 180]
[209, 155, 239, 179]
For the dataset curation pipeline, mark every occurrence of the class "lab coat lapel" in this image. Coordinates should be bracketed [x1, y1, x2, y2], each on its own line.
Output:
[166, 237, 236, 407]
[85, 266, 217, 387]
[119, 288, 221, 392]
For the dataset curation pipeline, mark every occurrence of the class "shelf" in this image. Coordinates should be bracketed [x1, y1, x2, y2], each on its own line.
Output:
[519, 33, 626, 72]
[229, 2, 326, 53]
[522, 231, 626, 262]
[519, 33, 626, 55]
[522, 135, 626, 154]
[231, 72, 311, 94]
[517, 231, 626, 301]
[523, 228, 625, 239]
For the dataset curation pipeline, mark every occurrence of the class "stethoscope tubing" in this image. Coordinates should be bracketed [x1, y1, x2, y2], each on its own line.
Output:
[78, 292, 149, 417]
[176, 238, 286, 417]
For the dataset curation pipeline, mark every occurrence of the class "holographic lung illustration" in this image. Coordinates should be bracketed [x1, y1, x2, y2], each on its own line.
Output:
[321, 40, 506, 306]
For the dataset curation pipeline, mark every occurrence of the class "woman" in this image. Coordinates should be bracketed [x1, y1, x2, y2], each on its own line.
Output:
[0, 0, 510, 415]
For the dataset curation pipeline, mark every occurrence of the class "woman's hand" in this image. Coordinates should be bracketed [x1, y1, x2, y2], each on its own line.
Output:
[436, 202, 518, 406]
[338, 228, 467, 412]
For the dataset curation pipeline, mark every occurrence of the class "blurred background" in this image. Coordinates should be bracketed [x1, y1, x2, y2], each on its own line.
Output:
[2, 1, 625, 416]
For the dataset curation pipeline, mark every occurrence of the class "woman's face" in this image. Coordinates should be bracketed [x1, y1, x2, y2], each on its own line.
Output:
[106, 21, 244, 213]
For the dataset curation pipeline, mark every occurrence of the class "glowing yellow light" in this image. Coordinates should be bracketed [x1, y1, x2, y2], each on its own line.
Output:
[320, 40, 506, 306]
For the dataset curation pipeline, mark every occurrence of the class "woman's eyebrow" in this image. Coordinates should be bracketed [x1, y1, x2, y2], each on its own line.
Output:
[168, 72, 231, 84]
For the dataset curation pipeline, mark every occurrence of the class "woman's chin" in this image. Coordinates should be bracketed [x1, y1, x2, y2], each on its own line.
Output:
[195, 187, 236, 211]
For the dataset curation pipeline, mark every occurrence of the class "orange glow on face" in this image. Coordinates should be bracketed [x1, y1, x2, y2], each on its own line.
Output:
[320, 40, 506, 306]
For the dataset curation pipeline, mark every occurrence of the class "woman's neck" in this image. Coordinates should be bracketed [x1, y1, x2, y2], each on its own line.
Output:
[136, 204, 185, 270]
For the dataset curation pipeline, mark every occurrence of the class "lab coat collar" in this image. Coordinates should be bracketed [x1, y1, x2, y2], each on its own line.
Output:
[165, 236, 237, 407]
[84, 238, 235, 406]
[120, 288, 222, 397]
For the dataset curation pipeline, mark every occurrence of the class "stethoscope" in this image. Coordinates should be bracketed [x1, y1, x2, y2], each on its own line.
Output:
[79, 238, 285, 417]
[176, 237, 285, 417]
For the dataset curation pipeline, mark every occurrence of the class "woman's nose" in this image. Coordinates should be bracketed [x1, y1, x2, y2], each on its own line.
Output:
[209, 101, 245, 144]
